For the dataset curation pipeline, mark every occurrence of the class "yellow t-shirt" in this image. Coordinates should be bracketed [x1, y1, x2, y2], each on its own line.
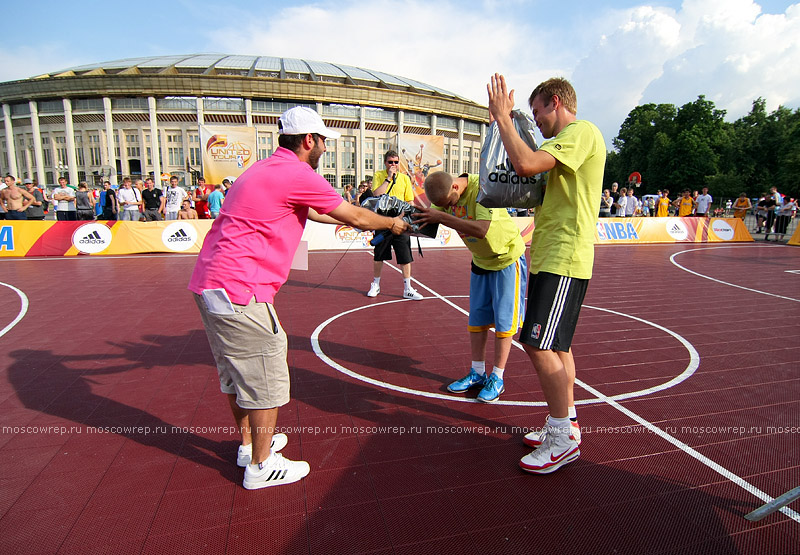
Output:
[733, 198, 750, 219]
[656, 196, 670, 217]
[433, 174, 525, 271]
[531, 120, 606, 279]
[677, 197, 694, 217]
[372, 169, 415, 203]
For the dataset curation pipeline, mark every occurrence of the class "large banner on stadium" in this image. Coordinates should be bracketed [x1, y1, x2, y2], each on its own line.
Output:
[199, 125, 257, 184]
[397, 134, 443, 202]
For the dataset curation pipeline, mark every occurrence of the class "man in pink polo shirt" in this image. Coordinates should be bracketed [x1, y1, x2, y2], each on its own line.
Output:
[189, 107, 409, 490]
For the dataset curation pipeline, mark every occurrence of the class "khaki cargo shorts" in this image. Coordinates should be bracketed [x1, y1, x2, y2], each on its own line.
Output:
[194, 293, 289, 409]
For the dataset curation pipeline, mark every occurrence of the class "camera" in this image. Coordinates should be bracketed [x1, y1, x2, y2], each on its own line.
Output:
[361, 194, 438, 244]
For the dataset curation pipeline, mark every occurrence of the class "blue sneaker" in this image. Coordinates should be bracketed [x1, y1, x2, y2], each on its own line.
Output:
[477, 373, 505, 403]
[447, 369, 486, 393]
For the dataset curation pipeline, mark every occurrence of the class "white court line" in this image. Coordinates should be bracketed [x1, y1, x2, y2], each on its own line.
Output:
[314, 256, 800, 523]
[670, 245, 800, 302]
[0, 282, 29, 339]
[577, 378, 800, 522]
[312, 300, 699, 406]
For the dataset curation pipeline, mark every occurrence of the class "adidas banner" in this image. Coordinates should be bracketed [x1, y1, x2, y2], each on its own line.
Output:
[0, 217, 752, 258]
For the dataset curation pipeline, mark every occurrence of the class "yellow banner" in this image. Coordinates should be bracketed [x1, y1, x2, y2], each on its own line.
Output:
[789, 222, 800, 246]
[0, 221, 213, 257]
[0, 217, 753, 258]
[594, 217, 753, 244]
[199, 125, 257, 184]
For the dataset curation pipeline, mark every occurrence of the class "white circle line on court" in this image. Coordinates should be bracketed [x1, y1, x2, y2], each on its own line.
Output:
[310, 298, 699, 406]
[0, 282, 29, 339]
[670, 245, 800, 303]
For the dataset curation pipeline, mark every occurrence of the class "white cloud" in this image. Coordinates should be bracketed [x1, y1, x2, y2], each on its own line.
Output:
[207, 0, 540, 107]
[207, 0, 799, 148]
[641, 1, 800, 117]
[570, 0, 800, 146]
[571, 5, 684, 147]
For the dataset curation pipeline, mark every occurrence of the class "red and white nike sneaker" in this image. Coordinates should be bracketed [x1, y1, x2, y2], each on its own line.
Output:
[520, 427, 580, 474]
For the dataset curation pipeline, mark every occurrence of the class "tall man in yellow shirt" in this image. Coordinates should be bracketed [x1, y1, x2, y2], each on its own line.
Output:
[488, 74, 606, 474]
[367, 150, 424, 300]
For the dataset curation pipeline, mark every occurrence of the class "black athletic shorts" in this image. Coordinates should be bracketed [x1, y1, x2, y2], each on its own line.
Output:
[519, 272, 589, 352]
[373, 233, 413, 264]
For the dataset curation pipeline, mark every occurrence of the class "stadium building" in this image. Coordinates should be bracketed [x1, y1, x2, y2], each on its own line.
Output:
[0, 54, 488, 190]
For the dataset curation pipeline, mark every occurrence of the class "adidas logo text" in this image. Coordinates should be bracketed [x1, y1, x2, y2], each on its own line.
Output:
[168, 229, 193, 242]
[78, 231, 105, 244]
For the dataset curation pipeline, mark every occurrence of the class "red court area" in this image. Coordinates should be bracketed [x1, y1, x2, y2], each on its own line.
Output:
[0, 244, 798, 554]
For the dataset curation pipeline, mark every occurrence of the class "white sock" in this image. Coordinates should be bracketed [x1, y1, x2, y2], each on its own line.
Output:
[472, 361, 486, 375]
[548, 415, 571, 435]
[403, 278, 412, 290]
[250, 452, 276, 470]
[568, 406, 577, 420]
[492, 366, 504, 380]
[372, 277, 381, 285]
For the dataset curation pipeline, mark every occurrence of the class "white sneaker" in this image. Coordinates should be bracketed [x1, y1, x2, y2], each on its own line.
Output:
[243, 453, 310, 489]
[520, 427, 580, 474]
[523, 415, 581, 448]
[236, 433, 289, 467]
[367, 282, 381, 297]
[403, 287, 423, 301]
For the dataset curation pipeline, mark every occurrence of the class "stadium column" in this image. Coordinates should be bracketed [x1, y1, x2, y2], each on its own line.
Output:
[431, 114, 437, 136]
[458, 118, 464, 174]
[148, 97, 161, 185]
[103, 97, 118, 186]
[2, 104, 19, 178]
[62, 99, 79, 187]
[24, 137, 33, 178]
[398, 110, 404, 136]
[359, 106, 366, 186]
[29, 101, 45, 184]
[245, 99, 253, 127]
[196, 97, 204, 126]
[196, 98, 204, 186]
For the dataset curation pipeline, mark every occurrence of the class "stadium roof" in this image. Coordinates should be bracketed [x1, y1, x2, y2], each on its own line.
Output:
[33, 54, 473, 104]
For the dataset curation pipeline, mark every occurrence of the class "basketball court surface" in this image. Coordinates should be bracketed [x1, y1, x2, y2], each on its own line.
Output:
[0, 243, 798, 554]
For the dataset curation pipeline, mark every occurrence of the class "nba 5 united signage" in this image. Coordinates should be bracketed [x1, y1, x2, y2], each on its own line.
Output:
[596, 221, 640, 241]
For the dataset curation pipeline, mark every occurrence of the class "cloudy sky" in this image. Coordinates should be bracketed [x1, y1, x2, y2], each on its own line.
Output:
[1, 0, 797, 147]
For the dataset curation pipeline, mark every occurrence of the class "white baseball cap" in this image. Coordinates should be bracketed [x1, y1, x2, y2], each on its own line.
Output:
[278, 107, 341, 139]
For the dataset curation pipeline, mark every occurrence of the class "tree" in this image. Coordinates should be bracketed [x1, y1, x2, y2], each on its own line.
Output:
[608, 95, 800, 202]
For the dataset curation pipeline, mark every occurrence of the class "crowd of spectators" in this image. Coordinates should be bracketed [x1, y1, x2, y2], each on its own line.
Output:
[0, 174, 231, 222]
